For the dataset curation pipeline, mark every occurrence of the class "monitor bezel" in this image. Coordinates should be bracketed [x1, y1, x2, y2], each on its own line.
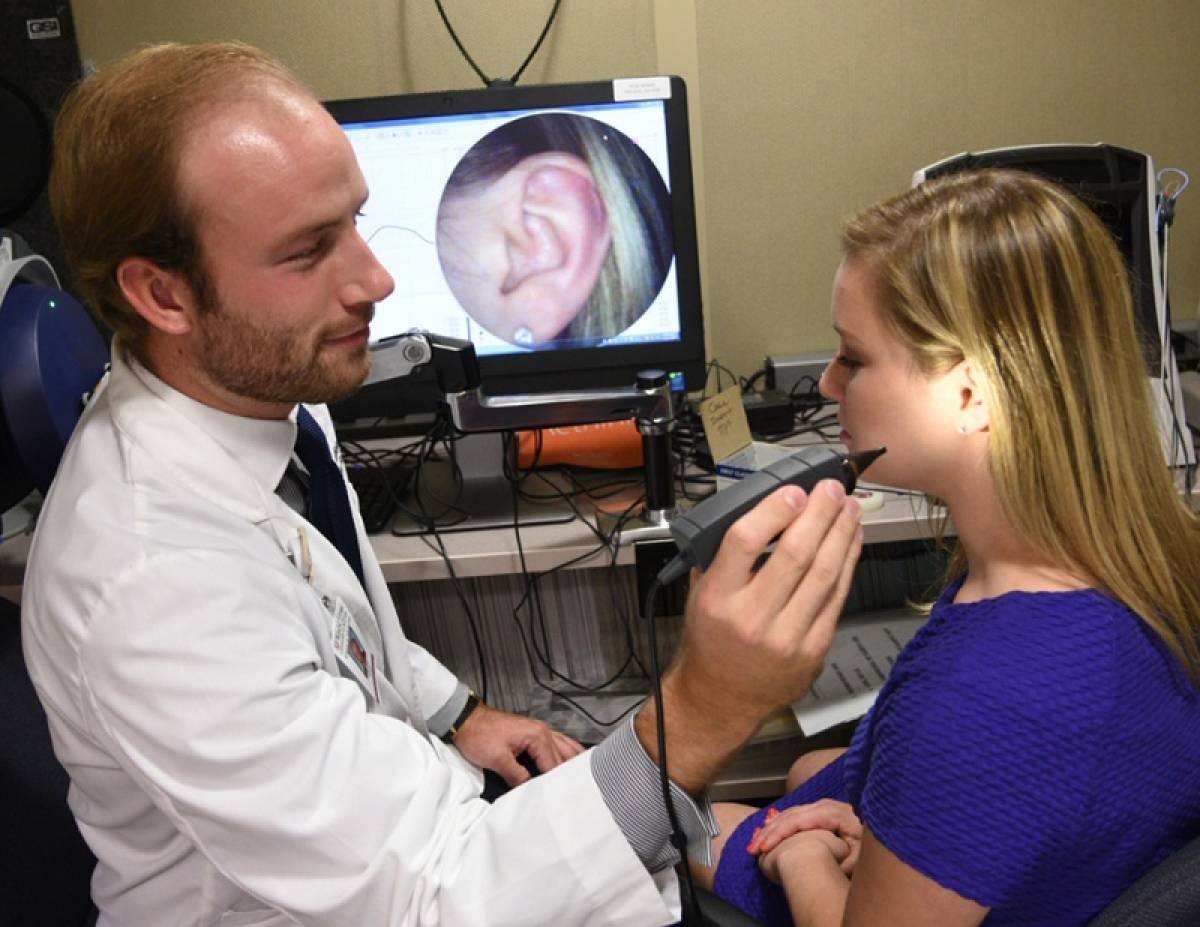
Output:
[324, 76, 706, 396]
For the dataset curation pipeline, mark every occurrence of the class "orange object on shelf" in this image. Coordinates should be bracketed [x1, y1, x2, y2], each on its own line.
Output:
[517, 420, 644, 470]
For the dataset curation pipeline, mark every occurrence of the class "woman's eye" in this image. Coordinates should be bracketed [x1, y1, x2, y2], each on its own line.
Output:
[836, 353, 863, 370]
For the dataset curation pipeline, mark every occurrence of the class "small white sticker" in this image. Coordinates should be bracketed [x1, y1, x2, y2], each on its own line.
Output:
[27, 17, 62, 40]
[613, 76, 672, 102]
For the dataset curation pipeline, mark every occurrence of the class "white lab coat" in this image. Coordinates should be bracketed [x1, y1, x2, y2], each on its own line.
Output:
[21, 348, 678, 926]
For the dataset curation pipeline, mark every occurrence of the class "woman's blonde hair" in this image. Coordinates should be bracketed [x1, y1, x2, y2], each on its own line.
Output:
[51, 41, 307, 358]
[843, 168, 1200, 673]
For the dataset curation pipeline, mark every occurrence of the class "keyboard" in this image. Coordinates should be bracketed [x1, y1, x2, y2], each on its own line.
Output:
[347, 462, 414, 533]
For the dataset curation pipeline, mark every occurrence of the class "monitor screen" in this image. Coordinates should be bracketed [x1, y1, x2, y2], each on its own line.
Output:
[324, 76, 705, 414]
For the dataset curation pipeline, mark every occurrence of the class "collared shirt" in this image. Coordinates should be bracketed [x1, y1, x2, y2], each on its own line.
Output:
[22, 344, 713, 926]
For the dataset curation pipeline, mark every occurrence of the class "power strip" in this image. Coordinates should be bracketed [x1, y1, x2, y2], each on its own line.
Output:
[764, 352, 834, 396]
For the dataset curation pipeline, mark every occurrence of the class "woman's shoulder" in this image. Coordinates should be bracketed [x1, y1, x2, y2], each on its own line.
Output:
[891, 585, 1141, 724]
[928, 583, 1133, 667]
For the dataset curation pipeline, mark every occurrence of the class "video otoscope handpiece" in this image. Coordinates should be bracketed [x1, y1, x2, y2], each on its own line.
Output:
[656, 445, 886, 585]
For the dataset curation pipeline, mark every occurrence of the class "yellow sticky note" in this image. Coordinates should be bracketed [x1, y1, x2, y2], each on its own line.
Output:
[699, 386, 753, 464]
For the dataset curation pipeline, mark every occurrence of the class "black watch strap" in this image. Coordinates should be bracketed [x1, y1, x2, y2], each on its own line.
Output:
[441, 690, 482, 743]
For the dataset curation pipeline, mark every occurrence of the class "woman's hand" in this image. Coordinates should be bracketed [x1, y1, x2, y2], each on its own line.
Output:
[758, 828, 852, 886]
[748, 799, 863, 876]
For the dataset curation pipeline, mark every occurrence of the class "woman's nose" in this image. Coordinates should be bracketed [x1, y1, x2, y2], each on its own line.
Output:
[818, 361, 841, 402]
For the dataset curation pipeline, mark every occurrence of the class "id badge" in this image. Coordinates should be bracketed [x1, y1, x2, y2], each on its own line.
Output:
[329, 596, 381, 704]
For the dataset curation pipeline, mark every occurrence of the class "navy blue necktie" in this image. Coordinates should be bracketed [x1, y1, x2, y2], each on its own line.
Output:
[293, 406, 366, 590]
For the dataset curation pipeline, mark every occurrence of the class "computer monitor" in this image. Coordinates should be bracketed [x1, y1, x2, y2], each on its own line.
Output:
[915, 143, 1195, 471]
[324, 76, 706, 529]
[326, 75, 704, 406]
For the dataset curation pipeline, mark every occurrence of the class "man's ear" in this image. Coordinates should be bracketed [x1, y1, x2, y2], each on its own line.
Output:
[953, 359, 990, 434]
[114, 256, 202, 337]
[500, 152, 611, 341]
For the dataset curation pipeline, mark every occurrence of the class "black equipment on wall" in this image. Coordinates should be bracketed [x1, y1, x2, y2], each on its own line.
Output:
[0, 3, 83, 285]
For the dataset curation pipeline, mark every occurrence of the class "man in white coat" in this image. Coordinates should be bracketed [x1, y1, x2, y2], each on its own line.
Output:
[22, 42, 864, 926]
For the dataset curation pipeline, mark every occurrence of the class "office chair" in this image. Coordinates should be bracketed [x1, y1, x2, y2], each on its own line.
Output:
[0, 236, 106, 924]
[0, 230, 110, 514]
[1086, 833, 1200, 926]
[687, 887, 764, 926]
[0, 598, 99, 926]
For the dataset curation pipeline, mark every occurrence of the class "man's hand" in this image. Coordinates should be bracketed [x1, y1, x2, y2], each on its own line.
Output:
[452, 703, 584, 786]
[636, 480, 863, 793]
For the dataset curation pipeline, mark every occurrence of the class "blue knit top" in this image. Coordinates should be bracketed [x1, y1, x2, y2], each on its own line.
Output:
[713, 578, 1200, 925]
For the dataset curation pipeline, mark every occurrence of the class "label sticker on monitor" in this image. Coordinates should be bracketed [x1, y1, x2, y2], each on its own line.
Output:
[613, 76, 671, 101]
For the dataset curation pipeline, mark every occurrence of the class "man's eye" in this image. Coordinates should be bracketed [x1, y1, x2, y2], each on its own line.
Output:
[288, 241, 324, 262]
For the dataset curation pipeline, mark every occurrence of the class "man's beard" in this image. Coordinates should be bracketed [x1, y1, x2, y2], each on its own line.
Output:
[194, 299, 372, 406]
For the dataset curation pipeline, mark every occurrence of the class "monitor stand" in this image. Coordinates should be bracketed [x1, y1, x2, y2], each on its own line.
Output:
[391, 432, 576, 536]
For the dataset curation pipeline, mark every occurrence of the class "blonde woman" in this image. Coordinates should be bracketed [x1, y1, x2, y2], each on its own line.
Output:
[703, 169, 1200, 926]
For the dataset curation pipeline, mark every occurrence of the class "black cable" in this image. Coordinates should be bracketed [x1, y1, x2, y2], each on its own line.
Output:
[498, 438, 653, 724]
[644, 576, 703, 922]
[433, 0, 490, 87]
[511, 0, 562, 85]
[433, 0, 562, 88]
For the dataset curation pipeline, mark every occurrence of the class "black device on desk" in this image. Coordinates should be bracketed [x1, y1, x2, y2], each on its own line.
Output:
[347, 461, 414, 534]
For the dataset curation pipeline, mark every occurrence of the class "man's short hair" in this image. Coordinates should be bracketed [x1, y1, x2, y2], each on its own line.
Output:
[50, 41, 310, 357]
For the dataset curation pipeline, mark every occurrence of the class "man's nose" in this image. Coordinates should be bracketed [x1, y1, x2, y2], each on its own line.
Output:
[343, 233, 394, 305]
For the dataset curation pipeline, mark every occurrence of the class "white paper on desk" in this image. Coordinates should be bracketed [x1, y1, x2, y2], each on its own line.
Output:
[791, 608, 926, 736]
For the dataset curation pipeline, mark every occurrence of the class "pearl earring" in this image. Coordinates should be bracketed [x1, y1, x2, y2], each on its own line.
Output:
[957, 424, 968, 434]
[512, 326, 534, 345]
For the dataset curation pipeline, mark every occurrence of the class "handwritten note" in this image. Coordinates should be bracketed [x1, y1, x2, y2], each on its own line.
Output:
[699, 386, 753, 464]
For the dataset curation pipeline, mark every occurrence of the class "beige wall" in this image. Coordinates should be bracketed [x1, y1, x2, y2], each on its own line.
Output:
[692, 0, 1200, 377]
[72, 1, 658, 96]
[71, 0, 1200, 380]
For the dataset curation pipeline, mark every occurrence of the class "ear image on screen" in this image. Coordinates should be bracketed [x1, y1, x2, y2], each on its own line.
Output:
[435, 112, 673, 349]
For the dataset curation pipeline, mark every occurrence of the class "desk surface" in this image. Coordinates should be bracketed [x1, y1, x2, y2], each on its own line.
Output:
[367, 484, 946, 582]
[0, 476, 946, 595]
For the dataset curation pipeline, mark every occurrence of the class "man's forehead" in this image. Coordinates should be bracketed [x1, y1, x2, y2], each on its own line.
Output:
[177, 94, 357, 225]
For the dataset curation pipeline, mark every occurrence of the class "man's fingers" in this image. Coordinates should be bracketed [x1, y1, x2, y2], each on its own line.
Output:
[750, 480, 856, 619]
[701, 485, 811, 591]
[777, 511, 864, 653]
[492, 752, 532, 787]
[552, 731, 586, 760]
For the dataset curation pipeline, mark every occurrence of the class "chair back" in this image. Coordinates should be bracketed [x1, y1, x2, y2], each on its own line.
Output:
[0, 599, 97, 924]
[1087, 835, 1200, 926]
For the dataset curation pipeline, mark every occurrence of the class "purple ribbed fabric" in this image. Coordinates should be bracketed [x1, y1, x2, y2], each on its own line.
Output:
[714, 579, 1200, 925]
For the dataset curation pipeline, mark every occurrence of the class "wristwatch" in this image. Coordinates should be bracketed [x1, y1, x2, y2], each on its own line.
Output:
[441, 689, 482, 743]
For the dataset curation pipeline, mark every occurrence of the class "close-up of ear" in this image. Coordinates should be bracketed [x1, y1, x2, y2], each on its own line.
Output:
[954, 359, 991, 434]
[115, 256, 200, 337]
[500, 151, 611, 341]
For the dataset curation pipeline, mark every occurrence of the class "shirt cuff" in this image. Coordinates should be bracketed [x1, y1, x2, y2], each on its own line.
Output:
[426, 682, 469, 738]
[590, 714, 719, 872]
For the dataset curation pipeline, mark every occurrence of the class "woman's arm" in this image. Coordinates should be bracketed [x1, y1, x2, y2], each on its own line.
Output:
[845, 828, 988, 927]
[757, 820, 989, 927]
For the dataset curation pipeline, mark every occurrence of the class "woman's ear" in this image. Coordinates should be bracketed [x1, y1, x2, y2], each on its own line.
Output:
[499, 152, 612, 341]
[115, 257, 201, 337]
[954, 359, 990, 435]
